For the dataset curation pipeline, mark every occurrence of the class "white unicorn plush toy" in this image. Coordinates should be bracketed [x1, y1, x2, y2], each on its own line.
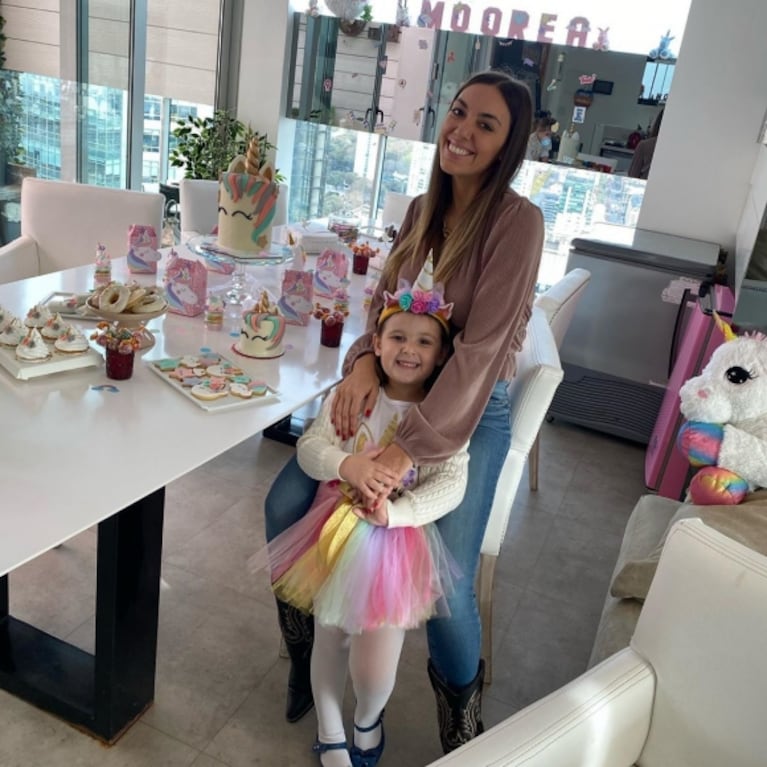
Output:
[677, 314, 767, 504]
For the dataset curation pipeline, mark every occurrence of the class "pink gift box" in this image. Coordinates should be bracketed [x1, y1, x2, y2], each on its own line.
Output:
[278, 270, 314, 326]
[163, 250, 207, 317]
[313, 248, 349, 299]
[126, 224, 161, 274]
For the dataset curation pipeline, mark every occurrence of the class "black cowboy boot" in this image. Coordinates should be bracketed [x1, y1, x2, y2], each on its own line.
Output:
[275, 598, 315, 723]
[427, 658, 485, 753]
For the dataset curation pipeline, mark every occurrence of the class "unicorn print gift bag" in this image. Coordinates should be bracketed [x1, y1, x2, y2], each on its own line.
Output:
[313, 248, 348, 299]
[278, 269, 314, 326]
[163, 249, 207, 316]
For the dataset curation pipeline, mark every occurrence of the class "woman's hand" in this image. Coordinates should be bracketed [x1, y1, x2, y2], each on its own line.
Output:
[339, 449, 399, 501]
[331, 353, 380, 440]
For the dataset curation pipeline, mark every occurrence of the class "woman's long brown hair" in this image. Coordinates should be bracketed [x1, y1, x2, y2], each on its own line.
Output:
[383, 70, 532, 288]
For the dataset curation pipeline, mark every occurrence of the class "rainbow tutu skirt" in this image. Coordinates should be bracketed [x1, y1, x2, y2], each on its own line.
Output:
[269, 481, 460, 634]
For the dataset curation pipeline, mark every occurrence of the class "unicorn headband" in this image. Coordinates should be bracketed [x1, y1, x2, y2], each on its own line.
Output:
[378, 250, 454, 332]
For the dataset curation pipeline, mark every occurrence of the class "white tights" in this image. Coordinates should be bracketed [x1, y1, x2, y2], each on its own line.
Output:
[311, 623, 405, 766]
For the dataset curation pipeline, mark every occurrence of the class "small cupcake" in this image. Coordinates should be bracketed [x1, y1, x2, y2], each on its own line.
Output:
[0, 304, 12, 331]
[54, 325, 90, 354]
[16, 328, 52, 362]
[41, 312, 68, 340]
[0, 317, 25, 346]
[25, 304, 52, 328]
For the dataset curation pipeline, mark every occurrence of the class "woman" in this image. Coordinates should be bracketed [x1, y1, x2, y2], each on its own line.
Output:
[525, 113, 557, 162]
[628, 109, 664, 179]
[265, 69, 543, 754]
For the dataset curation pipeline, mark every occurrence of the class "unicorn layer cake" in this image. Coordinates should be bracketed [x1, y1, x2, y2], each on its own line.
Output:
[217, 138, 279, 254]
[234, 291, 286, 359]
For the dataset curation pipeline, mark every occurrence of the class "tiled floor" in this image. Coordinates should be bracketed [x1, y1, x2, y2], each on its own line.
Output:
[2, 418, 648, 766]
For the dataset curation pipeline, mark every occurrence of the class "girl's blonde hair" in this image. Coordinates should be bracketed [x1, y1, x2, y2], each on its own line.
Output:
[383, 70, 532, 288]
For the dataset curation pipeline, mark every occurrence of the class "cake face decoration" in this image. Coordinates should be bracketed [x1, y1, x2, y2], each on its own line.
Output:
[234, 290, 286, 359]
[217, 141, 280, 254]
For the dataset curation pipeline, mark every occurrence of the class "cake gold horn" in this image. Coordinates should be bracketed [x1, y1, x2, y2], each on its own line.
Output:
[245, 138, 261, 175]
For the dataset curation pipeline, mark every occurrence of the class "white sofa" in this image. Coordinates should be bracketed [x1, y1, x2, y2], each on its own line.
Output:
[0, 177, 164, 282]
[428, 518, 767, 766]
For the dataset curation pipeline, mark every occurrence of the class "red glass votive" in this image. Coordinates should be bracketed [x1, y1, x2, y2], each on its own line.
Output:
[105, 347, 135, 380]
[352, 253, 370, 275]
[320, 320, 344, 348]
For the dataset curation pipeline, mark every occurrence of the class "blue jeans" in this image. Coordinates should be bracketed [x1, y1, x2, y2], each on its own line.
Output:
[264, 382, 511, 688]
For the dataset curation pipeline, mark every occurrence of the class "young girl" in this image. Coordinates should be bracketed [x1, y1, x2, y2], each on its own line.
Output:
[267, 71, 542, 753]
[268, 254, 469, 767]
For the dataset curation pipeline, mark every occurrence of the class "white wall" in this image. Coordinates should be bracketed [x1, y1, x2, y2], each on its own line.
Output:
[237, 0, 295, 180]
[637, 0, 767, 251]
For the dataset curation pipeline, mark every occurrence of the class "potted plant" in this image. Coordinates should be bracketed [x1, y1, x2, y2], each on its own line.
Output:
[169, 109, 279, 181]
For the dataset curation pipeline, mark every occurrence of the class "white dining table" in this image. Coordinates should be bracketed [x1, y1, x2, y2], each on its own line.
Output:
[0, 243, 372, 741]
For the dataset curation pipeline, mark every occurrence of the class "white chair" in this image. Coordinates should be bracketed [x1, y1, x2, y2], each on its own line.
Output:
[430, 518, 767, 766]
[178, 178, 218, 242]
[528, 268, 591, 490]
[479, 306, 564, 683]
[0, 177, 164, 280]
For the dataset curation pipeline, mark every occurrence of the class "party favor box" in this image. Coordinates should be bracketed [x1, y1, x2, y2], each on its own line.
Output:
[313, 248, 349, 299]
[126, 224, 161, 274]
[163, 250, 207, 316]
[278, 269, 314, 326]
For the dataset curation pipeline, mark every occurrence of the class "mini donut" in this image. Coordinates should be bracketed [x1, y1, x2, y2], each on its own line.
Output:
[99, 284, 130, 313]
[133, 293, 165, 313]
[124, 287, 147, 311]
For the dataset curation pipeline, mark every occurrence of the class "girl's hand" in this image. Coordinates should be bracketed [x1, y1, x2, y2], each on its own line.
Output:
[352, 502, 389, 527]
[331, 354, 379, 440]
[364, 443, 413, 510]
[339, 450, 399, 502]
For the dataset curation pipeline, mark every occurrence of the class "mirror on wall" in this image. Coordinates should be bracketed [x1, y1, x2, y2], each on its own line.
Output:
[287, 12, 671, 176]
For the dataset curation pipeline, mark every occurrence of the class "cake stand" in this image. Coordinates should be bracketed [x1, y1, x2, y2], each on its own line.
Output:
[86, 297, 168, 350]
[190, 235, 291, 305]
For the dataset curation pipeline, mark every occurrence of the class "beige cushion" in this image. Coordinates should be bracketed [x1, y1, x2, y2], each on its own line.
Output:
[611, 490, 767, 601]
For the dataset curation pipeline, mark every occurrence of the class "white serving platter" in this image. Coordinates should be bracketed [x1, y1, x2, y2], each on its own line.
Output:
[144, 353, 279, 412]
[0, 340, 103, 380]
[41, 291, 100, 320]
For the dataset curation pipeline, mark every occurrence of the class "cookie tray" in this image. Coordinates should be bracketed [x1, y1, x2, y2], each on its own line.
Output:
[144, 354, 279, 412]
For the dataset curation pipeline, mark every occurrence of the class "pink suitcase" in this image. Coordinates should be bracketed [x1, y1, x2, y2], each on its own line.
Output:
[645, 284, 735, 500]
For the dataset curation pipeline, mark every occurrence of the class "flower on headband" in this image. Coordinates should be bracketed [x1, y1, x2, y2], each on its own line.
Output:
[378, 249, 454, 332]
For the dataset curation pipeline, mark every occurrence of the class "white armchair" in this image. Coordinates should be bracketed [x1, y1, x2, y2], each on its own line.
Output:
[529, 267, 591, 490]
[479, 306, 564, 683]
[431, 518, 767, 766]
[0, 177, 164, 281]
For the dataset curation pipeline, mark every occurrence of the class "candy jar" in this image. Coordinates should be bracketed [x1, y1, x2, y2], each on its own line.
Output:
[91, 322, 142, 380]
[314, 304, 348, 348]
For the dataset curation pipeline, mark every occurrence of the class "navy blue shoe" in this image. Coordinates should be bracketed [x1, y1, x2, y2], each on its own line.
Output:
[313, 739, 350, 764]
[350, 712, 385, 767]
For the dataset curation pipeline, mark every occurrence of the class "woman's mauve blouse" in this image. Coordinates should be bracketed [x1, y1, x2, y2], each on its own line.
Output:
[344, 189, 544, 465]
